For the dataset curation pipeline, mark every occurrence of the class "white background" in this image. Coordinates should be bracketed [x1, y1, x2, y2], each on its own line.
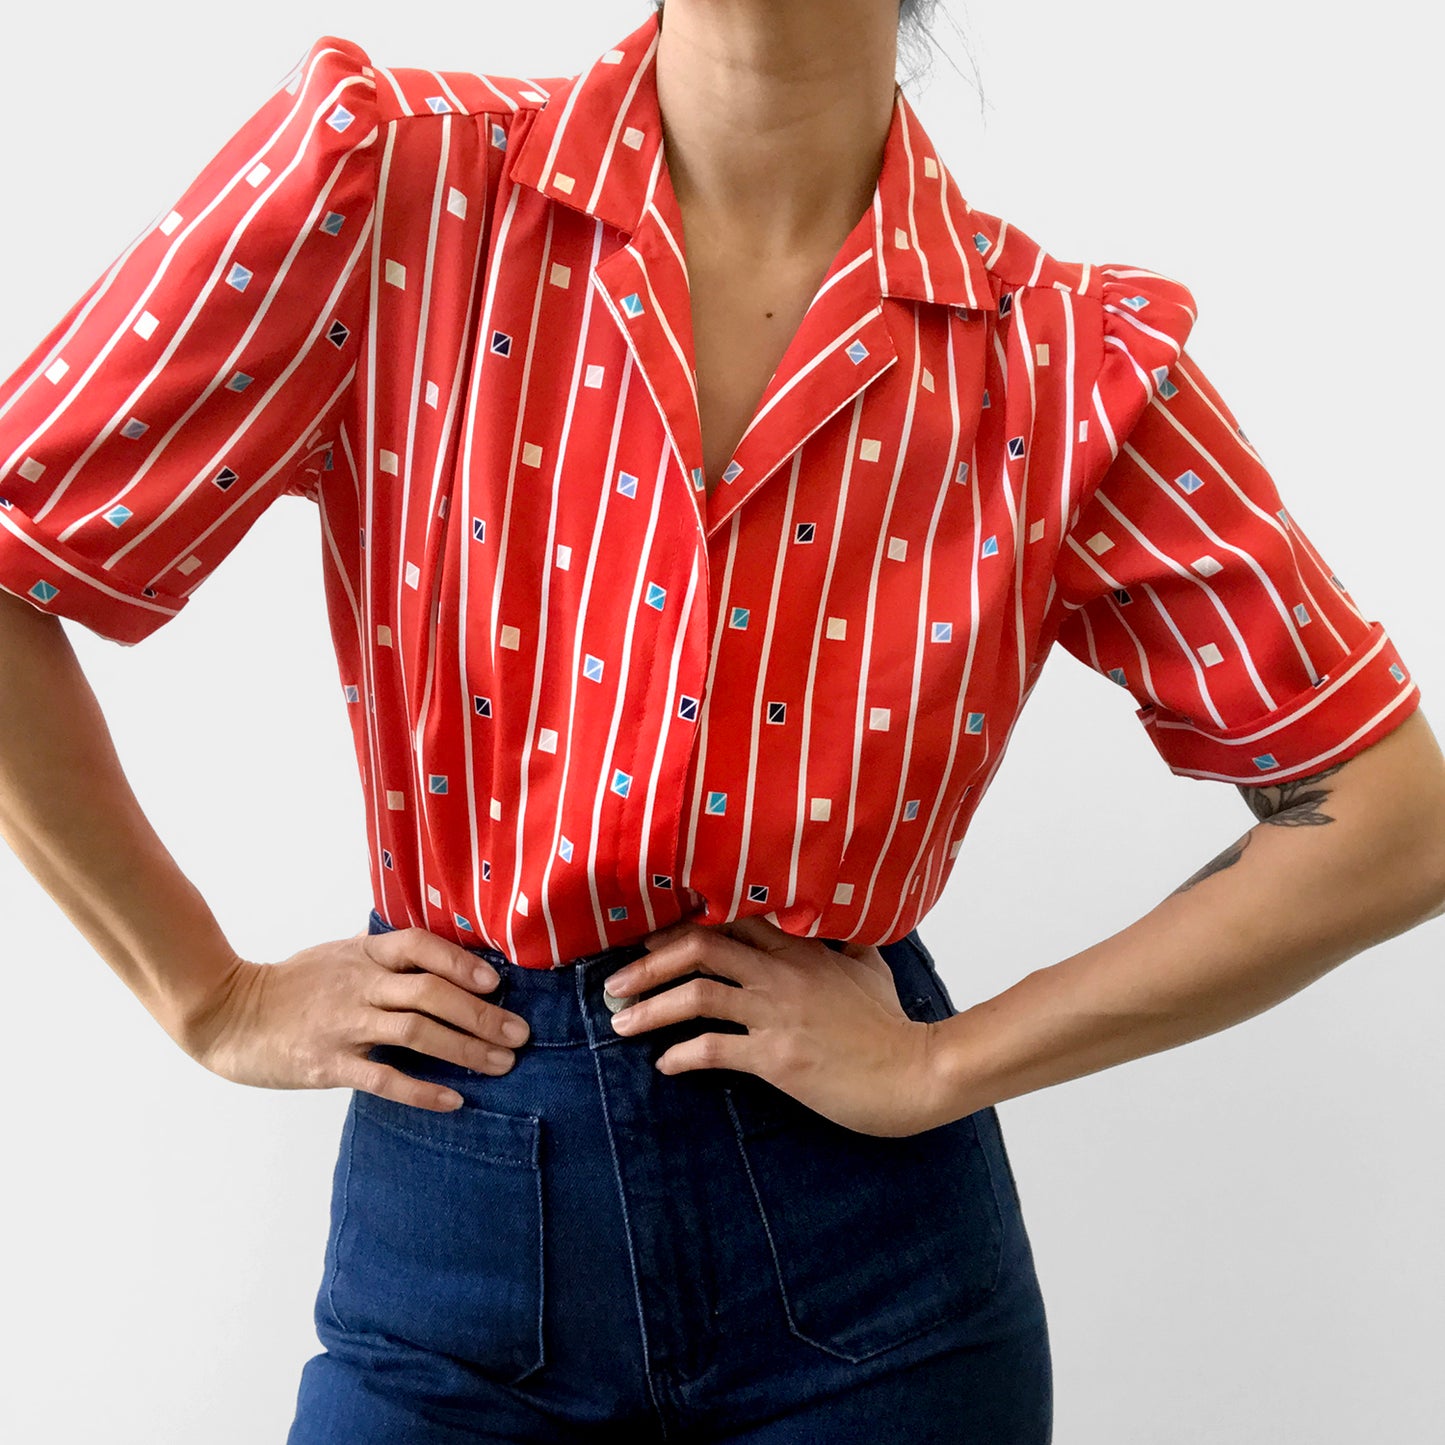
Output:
[1, 2, 1440, 1439]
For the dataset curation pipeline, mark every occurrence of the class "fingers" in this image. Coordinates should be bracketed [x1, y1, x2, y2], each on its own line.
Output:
[366, 925, 501, 996]
[367, 1005, 523, 1077]
[609, 974, 759, 1037]
[367, 969, 529, 1049]
[607, 923, 760, 997]
[336, 1056, 468, 1114]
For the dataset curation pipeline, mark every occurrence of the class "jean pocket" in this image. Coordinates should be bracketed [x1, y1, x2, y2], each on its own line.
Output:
[721, 986, 1005, 1363]
[322, 1081, 546, 1384]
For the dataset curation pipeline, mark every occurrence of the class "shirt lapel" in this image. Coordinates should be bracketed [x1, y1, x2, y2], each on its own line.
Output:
[506, 9, 997, 541]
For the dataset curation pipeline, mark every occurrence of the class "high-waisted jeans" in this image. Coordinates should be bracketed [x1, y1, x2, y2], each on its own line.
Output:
[285, 910, 1053, 1442]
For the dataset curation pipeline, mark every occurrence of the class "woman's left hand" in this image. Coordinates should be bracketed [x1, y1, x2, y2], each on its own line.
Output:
[602, 915, 944, 1137]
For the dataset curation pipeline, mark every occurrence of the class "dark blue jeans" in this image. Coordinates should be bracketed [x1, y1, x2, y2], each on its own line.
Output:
[286, 911, 1053, 1442]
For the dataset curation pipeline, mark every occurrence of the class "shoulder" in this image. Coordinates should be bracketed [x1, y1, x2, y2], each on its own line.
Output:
[965, 203, 1200, 444]
[288, 33, 566, 126]
[965, 203, 1196, 331]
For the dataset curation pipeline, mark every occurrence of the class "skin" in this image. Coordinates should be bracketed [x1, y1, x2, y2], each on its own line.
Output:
[1172, 765, 1345, 893]
[653, 0, 904, 261]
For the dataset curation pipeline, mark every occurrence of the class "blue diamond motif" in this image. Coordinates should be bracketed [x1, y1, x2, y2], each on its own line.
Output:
[705, 791, 727, 815]
[1121, 295, 1150, 310]
[621, 293, 645, 318]
[1175, 469, 1205, 493]
[327, 104, 355, 132]
[104, 504, 132, 528]
[721, 460, 743, 483]
[1108, 667, 1128, 686]
[611, 769, 632, 797]
[965, 712, 985, 735]
[972, 231, 990, 254]
[1389, 664, 1406, 682]
[691, 467, 705, 491]
[226, 262, 252, 291]
[729, 605, 749, 628]
[956, 461, 970, 484]
[981, 535, 998, 558]
[609, 905, 629, 921]
[454, 915, 473, 932]
[226, 372, 253, 392]
[428, 774, 448, 794]
[28, 580, 59, 603]
[426, 96, 452, 114]
[846, 339, 869, 364]
[343, 685, 360, 703]
[491, 122, 507, 149]
[931, 620, 952, 643]
[645, 581, 666, 609]
[120, 418, 148, 439]
[903, 799, 920, 821]
[617, 472, 638, 497]
[1251, 753, 1279, 772]
[560, 836, 574, 861]
[319, 211, 345, 235]
[584, 654, 604, 682]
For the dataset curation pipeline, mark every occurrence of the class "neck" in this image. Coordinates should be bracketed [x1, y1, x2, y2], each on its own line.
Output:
[653, 0, 901, 257]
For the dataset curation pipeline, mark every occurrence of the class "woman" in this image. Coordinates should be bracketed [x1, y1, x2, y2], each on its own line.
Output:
[1, 2, 1441, 1440]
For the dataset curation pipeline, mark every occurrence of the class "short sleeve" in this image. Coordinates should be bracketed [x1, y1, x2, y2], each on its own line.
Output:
[0, 35, 378, 645]
[1051, 264, 1421, 785]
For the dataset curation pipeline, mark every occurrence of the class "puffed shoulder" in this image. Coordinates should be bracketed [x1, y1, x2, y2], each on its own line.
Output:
[270, 34, 379, 140]
[1090, 263, 1199, 467]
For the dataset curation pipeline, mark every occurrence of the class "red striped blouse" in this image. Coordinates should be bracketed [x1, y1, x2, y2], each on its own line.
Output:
[0, 11, 1421, 968]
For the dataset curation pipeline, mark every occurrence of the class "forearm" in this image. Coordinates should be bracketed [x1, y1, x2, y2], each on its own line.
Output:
[0, 594, 243, 1046]
[925, 758, 1445, 1127]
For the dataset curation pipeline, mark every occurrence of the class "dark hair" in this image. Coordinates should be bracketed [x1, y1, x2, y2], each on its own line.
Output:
[896, 0, 941, 90]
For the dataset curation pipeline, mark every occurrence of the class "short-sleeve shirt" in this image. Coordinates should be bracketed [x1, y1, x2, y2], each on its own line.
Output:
[0, 11, 1421, 967]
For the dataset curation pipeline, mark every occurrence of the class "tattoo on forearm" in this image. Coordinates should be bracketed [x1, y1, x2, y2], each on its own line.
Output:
[1170, 764, 1346, 896]
[1234, 763, 1344, 826]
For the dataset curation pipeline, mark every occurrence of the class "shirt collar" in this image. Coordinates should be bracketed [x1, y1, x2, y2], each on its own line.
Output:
[506, 8, 998, 313]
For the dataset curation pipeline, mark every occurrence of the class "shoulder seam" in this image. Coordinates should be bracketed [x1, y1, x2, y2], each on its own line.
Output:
[370, 63, 565, 123]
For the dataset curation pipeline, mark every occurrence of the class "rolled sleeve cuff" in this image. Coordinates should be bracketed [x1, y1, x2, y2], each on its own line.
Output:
[0, 499, 187, 646]
[1136, 620, 1422, 785]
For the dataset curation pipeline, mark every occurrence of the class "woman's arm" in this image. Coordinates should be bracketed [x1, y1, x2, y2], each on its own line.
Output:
[922, 707, 1445, 1128]
[0, 590, 243, 1050]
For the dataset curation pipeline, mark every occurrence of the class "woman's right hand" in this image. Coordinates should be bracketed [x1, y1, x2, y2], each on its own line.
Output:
[177, 926, 531, 1113]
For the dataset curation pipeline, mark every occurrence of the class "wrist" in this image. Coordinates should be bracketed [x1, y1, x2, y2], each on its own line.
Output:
[161, 951, 255, 1061]
[918, 1008, 994, 1130]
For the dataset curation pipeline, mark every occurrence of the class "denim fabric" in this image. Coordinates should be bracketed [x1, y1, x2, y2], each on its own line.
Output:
[286, 912, 1052, 1442]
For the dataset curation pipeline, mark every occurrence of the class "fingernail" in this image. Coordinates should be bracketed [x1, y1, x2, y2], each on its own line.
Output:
[604, 971, 633, 995]
[503, 1018, 528, 1044]
[475, 963, 498, 989]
